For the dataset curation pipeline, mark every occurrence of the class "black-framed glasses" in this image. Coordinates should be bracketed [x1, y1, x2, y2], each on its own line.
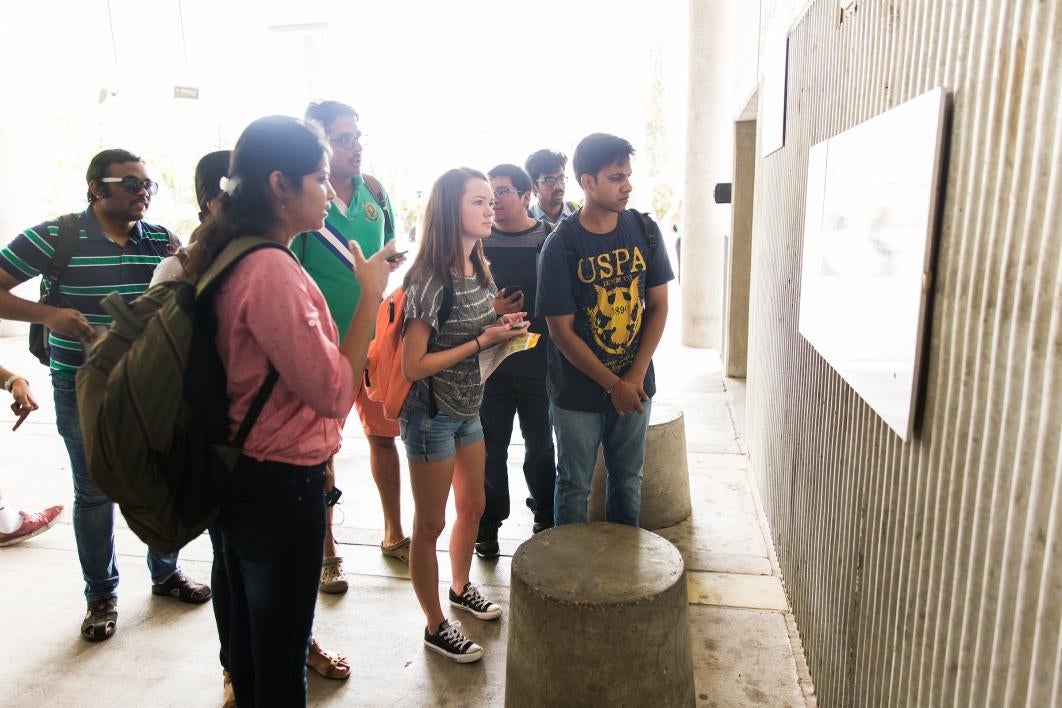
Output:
[330, 132, 363, 150]
[536, 175, 565, 187]
[100, 176, 159, 196]
[493, 187, 523, 198]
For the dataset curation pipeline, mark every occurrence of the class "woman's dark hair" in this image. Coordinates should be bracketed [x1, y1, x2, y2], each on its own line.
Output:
[85, 148, 142, 203]
[405, 167, 492, 290]
[572, 133, 635, 183]
[305, 100, 359, 135]
[194, 150, 232, 223]
[184, 116, 327, 279]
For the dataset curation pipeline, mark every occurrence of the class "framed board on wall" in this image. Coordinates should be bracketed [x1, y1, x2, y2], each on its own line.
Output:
[798, 87, 948, 441]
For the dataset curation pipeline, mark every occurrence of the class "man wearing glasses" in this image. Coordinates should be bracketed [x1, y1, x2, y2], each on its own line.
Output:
[525, 148, 579, 225]
[474, 164, 556, 558]
[0, 149, 210, 642]
[298, 101, 409, 589]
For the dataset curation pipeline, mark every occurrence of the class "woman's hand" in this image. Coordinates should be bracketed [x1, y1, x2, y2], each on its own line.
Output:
[350, 241, 395, 301]
[479, 313, 528, 347]
[493, 288, 524, 315]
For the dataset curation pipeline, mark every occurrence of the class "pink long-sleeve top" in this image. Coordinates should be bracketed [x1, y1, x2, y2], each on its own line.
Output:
[214, 247, 357, 465]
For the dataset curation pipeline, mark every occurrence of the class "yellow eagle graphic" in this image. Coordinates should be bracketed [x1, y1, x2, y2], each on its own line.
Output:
[588, 278, 642, 356]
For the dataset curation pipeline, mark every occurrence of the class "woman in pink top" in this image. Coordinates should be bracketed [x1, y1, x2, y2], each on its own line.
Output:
[180, 115, 397, 708]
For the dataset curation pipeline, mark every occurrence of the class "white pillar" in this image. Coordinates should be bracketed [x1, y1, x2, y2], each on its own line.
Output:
[681, 0, 736, 348]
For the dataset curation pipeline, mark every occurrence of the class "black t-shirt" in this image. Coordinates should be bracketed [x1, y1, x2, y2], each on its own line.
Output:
[482, 220, 551, 377]
[536, 210, 675, 412]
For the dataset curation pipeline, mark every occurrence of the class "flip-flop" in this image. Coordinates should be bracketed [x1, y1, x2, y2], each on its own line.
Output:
[380, 536, 411, 564]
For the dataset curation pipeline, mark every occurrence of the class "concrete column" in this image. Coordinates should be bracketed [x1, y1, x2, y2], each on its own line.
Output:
[681, 0, 736, 348]
[723, 119, 757, 377]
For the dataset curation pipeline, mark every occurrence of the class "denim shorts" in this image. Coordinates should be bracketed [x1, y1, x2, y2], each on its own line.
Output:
[399, 386, 483, 462]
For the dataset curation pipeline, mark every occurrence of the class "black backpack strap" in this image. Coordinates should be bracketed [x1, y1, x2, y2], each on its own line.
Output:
[631, 209, 660, 252]
[427, 284, 454, 418]
[232, 365, 279, 447]
[42, 214, 81, 302]
[362, 174, 395, 241]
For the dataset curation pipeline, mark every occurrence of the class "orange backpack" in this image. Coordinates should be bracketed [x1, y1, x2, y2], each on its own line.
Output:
[364, 285, 452, 420]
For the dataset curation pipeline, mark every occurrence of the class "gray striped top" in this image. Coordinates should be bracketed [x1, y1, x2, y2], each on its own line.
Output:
[404, 272, 498, 420]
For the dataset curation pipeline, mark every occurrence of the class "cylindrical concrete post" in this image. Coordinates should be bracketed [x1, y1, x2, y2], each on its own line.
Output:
[588, 402, 691, 529]
[506, 523, 695, 707]
[681, 0, 736, 348]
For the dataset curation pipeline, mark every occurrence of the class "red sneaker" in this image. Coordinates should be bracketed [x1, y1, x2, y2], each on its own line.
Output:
[0, 505, 64, 547]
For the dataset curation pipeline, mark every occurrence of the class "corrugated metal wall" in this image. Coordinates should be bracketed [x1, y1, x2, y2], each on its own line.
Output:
[745, 1, 1061, 706]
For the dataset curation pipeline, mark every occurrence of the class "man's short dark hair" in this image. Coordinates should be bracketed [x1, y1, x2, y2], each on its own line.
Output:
[305, 100, 359, 135]
[195, 150, 232, 222]
[487, 164, 532, 194]
[572, 134, 635, 183]
[524, 149, 567, 183]
[86, 148, 142, 203]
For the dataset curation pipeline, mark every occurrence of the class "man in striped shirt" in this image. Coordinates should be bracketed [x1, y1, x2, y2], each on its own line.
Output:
[0, 149, 210, 642]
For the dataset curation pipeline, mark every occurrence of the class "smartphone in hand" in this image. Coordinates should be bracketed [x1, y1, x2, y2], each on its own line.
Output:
[385, 250, 408, 263]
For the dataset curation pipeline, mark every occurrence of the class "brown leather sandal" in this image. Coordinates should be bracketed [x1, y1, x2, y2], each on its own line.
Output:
[152, 570, 212, 604]
[306, 639, 351, 680]
[81, 597, 118, 641]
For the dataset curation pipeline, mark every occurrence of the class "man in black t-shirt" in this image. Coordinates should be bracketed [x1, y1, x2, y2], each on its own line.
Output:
[536, 134, 674, 527]
[475, 164, 556, 557]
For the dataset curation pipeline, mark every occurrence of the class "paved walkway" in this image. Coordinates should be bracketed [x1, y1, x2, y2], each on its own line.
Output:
[0, 284, 812, 707]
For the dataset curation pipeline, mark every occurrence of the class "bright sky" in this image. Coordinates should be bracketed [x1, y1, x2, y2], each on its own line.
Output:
[0, 0, 688, 237]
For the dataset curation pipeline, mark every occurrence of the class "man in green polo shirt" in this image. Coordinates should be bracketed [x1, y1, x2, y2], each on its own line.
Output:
[298, 101, 409, 594]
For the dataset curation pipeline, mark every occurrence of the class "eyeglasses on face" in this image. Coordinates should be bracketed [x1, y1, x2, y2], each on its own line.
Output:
[100, 176, 159, 196]
[536, 175, 565, 187]
[493, 187, 523, 199]
[330, 132, 364, 150]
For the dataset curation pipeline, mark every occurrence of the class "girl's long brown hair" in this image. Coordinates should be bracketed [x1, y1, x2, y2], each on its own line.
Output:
[404, 167, 492, 290]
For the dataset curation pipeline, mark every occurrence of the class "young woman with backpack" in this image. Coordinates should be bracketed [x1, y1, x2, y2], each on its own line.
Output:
[400, 167, 527, 663]
[180, 115, 397, 706]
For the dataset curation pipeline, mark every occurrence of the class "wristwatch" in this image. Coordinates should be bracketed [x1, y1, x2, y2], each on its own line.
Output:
[4, 374, 25, 393]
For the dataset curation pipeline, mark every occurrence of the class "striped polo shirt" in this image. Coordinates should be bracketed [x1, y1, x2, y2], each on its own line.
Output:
[0, 207, 178, 378]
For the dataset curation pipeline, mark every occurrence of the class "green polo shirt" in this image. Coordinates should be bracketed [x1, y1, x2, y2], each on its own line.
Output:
[292, 174, 394, 338]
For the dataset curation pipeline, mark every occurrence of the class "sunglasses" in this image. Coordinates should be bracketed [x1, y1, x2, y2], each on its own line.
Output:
[100, 176, 159, 196]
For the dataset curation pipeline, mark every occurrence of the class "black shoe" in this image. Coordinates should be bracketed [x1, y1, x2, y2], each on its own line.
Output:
[532, 521, 553, 534]
[474, 523, 500, 558]
[424, 619, 483, 663]
[449, 582, 502, 620]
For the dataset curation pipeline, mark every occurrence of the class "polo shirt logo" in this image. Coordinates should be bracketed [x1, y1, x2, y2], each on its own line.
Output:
[364, 203, 380, 222]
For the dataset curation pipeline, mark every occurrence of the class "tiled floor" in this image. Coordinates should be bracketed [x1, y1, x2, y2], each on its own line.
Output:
[0, 285, 810, 707]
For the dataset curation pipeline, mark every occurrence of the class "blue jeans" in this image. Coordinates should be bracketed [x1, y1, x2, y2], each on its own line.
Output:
[399, 385, 484, 462]
[52, 374, 179, 601]
[551, 400, 653, 527]
[217, 456, 325, 708]
[481, 373, 556, 527]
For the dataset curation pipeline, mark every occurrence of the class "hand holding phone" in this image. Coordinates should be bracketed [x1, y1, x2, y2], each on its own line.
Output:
[385, 250, 408, 263]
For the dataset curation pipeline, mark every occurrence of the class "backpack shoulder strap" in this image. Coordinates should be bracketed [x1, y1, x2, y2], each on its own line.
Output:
[630, 209, 660, 253]
[44, 213, 81, 292]
[196, 237, 292, 297]
[437, 283, 454, 328]
[232, 366, 279, 447]
[362, 174, 395, 240]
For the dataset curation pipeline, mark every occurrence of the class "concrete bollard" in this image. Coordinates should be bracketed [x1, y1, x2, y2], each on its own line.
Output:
[588, 402, 691, 530]
[505, 522, 695, 708]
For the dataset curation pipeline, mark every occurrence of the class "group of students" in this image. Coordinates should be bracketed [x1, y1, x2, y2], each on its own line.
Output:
[0, 99, 674, 707]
